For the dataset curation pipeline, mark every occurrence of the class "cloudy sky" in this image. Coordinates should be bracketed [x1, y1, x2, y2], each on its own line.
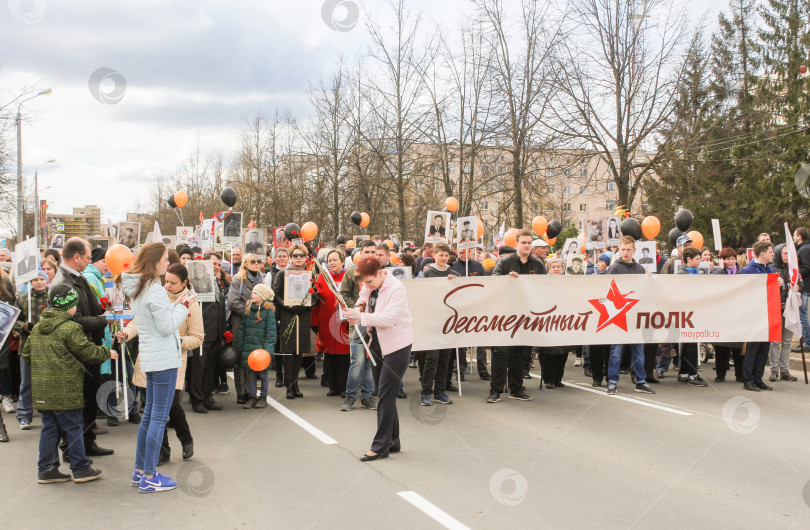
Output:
[1, 0, 730, 230]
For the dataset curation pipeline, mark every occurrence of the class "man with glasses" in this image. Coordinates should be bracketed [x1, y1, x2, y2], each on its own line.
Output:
[50, 237, 114, 458]
[340, 240, 382, 411]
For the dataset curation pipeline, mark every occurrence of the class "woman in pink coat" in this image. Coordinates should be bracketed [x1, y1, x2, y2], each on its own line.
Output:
[344, 257, 413, 462]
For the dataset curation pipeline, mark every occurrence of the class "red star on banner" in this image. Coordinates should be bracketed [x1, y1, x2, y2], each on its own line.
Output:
[588, 279, 639, 332]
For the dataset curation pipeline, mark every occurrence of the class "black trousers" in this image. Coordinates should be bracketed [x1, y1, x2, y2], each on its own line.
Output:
[476, 347, 489, 376]
[589, 344, 611, 383]
[714, 345, 743, 380]
[283, 353, 302, 391]
[81, 364, 101, 448]
[188, 343, 220, 405]
[324, 353, 350, 395]
[644, 343, 658, 379]
[539, 351, 568, 385]
[421, 349, 451, 395]
[370, 345, 410, 455]
[301, 355, 317, 378]
[161, 389, 192, 457]
[743, 342, 770, 384]
[490, 346, 530, 395]
[678, 343, 699, 377]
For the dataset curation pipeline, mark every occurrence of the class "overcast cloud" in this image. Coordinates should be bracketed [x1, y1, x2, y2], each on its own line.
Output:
[1, 0, 729, 228]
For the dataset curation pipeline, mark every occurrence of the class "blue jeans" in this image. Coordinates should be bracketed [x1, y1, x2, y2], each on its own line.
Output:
[608, 344, 646, 385]
[801, 292, 810, 348]
[345, 341, 374, 400]
[248, 369, 269, 399]
[135, 368, 176, 476]
[17, 359, 33, 424]
[38, 409, 90, 473]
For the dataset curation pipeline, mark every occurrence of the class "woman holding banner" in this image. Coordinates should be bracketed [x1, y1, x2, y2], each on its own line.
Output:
[313, 249, 350, 397]
[344, 257, 413, 461]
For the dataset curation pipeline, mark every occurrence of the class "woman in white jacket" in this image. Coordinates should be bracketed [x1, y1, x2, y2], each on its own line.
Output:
[118, 243, 196, 493]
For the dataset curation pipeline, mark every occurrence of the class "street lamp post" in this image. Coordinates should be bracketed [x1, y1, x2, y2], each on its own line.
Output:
[34, 159, 55, 246]
[15, 88, 52, 241]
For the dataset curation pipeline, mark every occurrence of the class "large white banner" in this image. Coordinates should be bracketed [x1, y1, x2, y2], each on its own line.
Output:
[404, 275, 781, 350]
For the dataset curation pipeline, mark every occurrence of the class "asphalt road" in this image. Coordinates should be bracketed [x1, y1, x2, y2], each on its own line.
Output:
[2, 355, 810, 529]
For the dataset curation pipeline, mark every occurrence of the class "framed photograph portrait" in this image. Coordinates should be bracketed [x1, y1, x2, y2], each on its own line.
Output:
[634, 241, 657, 274]
[606, 216, 621, 246]
[283, 270, 313, 307]
[117, 222, 141, 251]
[49, 234, 65, 250]
[424, 210, 450, 244]
[565, 253, 587, 275]
[456, 215, 479, 250]
[585, 218, 605, 250]
[389, 266, 412, 280]
[187, 260, 216, 302]
[222, 212, 242, 243]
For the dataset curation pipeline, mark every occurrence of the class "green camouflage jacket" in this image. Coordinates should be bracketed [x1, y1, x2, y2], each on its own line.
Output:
[21, 308, 110, 411]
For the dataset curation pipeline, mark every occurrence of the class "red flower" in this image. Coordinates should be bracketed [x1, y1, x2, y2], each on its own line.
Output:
[224, 331, 233, 343]
[99, 297, 110, 311]
[308, 288, 315, 294]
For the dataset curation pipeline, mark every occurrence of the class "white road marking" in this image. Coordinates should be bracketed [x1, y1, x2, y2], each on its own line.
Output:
[530, 374, 693, 416]
[397, 491, 470, 530]
[226, 372, 338, 444]
[265, 396, 339, 444]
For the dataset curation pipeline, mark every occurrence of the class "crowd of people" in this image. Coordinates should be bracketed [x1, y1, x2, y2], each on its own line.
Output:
[0, 224, 804, 488]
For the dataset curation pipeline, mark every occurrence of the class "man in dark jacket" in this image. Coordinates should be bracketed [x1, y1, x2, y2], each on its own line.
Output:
[191, 252, 228, 413]
[741, 241, 783, 391]
[793, 227, 810, 348]
[606, 236, 655, 396]
[49, 237, 112, 457]
[488, 230, 546, 403]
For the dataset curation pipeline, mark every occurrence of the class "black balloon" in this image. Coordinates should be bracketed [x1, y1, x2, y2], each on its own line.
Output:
[393, 243, 400, 252]
[220, 187, 237, 208]
[620, 218, 642, 240]
[668, 227, 684, 247]
[546, 219, 563, 239]
[284, 223, 301, 241]
[350, 211, 362, 226]
[674, 209, 693, 232]
[218, 347, 239, 370]
[336, 234, 347, 245]
[168, 196, 177, 208]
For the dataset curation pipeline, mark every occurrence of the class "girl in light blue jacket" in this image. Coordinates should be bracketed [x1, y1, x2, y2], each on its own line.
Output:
[118, 242, 195, 493]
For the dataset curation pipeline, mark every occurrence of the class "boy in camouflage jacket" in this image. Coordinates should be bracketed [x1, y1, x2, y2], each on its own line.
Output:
[21, 285, 116, 484]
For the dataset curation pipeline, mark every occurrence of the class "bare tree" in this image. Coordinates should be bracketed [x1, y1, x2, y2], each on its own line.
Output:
[550, 0, 690, 211]
[474, 0, 561, 227]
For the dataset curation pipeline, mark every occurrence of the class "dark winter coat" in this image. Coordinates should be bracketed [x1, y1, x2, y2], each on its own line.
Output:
[272, 269, 315, 354]
[492, 253, 547, 276]
[50, 266, 107, 345]
[21, 308, 109, 410]
[235, 301, 277, 370]
[608, 259, 646, 275]
[13, 287, 50, 353]
[450, 259, 485, 277]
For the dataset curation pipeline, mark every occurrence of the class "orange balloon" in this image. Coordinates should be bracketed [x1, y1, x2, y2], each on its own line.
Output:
[546, 237, 557, 246]
[301, 221, 319, 242]
[580, 243, 586, 253]
[389, 251, 399, 264]
[384, 239, 394, 249]
[248, 349, 271, 371]
[360, 212, 370, 228]
[504, 228, 517, 248]
[477, 219, 485, 239]
[174, 191, 188, 209]
[445, 196, 459, 213]
[352, 252, 361, 263]
[345, 240, 355, 249]
[641, 216, 660, 240]
[532, 216, 548, 237]
[687, 230, 704, 249]
[105, 244, 134, 275]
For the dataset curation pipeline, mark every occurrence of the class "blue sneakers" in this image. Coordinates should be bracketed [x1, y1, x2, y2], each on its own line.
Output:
[138, 472, 178, 493]
[131, 470, 143, 487]
[420, 393, 432, 406]
[434, 393, 453, 404]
